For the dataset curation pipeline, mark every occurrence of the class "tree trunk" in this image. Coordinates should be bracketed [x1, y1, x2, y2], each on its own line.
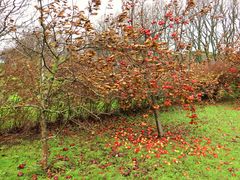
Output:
[151, 96, 164, 137]
[40, 110, 49, 170]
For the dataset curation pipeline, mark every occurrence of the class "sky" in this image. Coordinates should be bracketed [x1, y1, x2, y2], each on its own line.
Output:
[0, 0, 123, 50]
[76, 0, 123, 24]
[77, 0, 122, 14]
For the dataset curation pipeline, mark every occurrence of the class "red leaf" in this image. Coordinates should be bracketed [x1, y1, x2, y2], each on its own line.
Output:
[17, 172, 24, 177]
[63, 147, 69, 151]
[18, 164, 25, 169]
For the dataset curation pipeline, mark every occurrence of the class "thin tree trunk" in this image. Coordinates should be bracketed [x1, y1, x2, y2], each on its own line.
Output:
[151, 95, 164, 137]
[38, 0, 50, 170]
[39, 56, 49, 170]
[40, 110, 49, 170]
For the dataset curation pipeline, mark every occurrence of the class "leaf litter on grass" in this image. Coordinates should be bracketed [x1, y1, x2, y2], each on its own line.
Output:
[0, 103, 240, 179]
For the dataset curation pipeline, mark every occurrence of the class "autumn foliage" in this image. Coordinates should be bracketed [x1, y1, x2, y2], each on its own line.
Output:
[0, 0, 239, 173]
[0, 0, 239, 133]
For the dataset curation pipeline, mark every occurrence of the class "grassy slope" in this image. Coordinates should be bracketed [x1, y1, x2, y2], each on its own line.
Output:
[0, 103, 239, 179]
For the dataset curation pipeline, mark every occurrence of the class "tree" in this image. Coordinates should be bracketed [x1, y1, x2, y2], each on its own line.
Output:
[0, 0, 29, 41]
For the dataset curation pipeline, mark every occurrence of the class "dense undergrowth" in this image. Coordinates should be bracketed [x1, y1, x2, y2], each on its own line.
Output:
[0, 103, 239, 179]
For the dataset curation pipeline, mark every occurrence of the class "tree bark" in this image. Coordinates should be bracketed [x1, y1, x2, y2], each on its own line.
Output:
[151, 95, 164, 137]
[40, 110, 49, 170]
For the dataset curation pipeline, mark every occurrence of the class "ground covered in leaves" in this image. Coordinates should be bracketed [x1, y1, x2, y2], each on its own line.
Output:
[0, 103, 240, 179]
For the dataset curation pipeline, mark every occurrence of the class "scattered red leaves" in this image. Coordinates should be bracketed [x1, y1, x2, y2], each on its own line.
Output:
[55, 154, 70, 161]
[104, 120, 223, 167]
[40, 117, 235, 178]
[99, 162, 112, 169]
[188, 114, 198, 119]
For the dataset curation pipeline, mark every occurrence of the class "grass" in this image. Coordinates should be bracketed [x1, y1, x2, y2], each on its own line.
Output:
[0, 102, 240, 179]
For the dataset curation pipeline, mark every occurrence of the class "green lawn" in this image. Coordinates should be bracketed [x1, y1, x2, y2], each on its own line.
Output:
[0, 103, 240, 179]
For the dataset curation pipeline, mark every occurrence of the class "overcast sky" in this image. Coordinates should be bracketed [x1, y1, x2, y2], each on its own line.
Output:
[78, 0, 122, 13]
[0, 0, 124, 50]
[76, 0, 123, 24]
